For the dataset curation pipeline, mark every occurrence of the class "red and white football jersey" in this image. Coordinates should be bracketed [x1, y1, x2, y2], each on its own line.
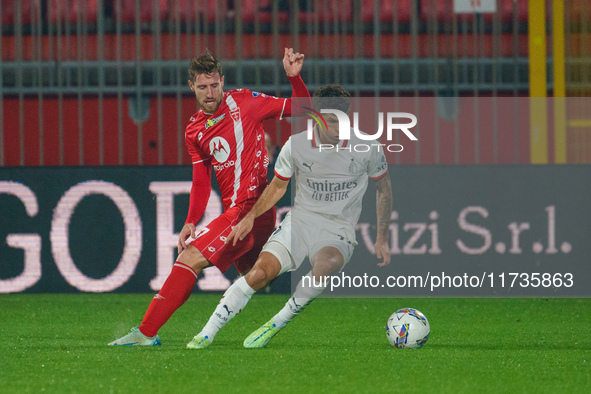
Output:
[185, 88, 288, 211]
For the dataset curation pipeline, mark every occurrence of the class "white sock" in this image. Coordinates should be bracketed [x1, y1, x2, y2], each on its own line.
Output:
[273, 271, 326, 329]
[198, 277, 256, 341]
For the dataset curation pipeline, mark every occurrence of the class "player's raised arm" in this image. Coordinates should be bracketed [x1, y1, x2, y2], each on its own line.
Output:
[283, 47, 304, 77]
[374, 173, 393, 267]
[226, 175, 289, 246]
[250, 48, 310, 120]
[282, 47, 312, 117]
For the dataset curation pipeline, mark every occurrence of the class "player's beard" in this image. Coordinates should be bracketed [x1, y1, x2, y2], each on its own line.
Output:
[200, 95, 222, 114]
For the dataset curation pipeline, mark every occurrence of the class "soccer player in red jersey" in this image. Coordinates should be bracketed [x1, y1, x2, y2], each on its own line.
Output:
[109, 48, 310, 346]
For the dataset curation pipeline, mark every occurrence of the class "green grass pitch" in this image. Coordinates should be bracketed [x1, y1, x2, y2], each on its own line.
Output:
[1, 294, 590, 393]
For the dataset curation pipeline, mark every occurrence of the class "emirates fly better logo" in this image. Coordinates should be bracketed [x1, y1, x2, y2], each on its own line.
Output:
[305, 107, 418, 152]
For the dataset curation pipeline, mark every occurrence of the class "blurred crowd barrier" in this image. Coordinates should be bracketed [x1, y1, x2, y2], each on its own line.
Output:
[0, 0, 590, 165]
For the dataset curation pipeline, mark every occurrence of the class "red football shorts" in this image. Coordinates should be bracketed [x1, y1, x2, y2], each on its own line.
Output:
[190, 203, 276, 273]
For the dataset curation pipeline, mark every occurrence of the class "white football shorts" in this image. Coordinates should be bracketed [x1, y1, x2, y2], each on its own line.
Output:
[261, 210, 355, 276]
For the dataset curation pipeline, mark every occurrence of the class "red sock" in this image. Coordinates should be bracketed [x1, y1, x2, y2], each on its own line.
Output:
[139, 262, 197, 337]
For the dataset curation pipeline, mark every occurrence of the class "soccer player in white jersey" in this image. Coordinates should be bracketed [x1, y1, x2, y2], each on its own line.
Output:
[186, 84, 393, 349]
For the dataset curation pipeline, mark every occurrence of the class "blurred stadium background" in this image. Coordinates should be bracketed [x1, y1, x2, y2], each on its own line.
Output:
[2, 5, 591, 392]
[1, 0, 590, 168]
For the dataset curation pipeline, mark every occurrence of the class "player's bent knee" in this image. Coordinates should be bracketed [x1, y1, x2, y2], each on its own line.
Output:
[245, 252, 281, 291]
[312, 260, 344, 279]
[177, 245, 212, 273]
[312, 247, 345, 278]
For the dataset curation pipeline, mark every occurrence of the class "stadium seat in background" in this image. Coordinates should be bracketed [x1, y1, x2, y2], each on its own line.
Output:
[298, 0, 352, 24]
[420, 0, 529, 23]
[171, 0, 228, 24]
[240, 0, 289, 24]
[48, 0, 99, 24]
[116, 0, 168, 23]
[498, 0, 528, 23]
[420, 0, 473, 23]
[362, 0, 412, 24]
[1, 0, 33, 25]
[569, 0, 591, 23]
[1, 0, 12, 25]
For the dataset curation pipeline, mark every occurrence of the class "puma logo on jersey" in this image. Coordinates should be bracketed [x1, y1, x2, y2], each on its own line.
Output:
[302, 162, 314, 171]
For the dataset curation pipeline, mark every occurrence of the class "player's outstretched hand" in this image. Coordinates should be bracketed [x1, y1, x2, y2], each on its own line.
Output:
[226, 213, 256, 247]
[374, 238, 391, 267]
[283, 47, 304, 77]
[178, 223, 196, 254]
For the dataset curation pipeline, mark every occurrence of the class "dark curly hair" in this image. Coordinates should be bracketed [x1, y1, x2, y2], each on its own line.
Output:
[188, 49, 223, 82]
[312, 84, 351, 114]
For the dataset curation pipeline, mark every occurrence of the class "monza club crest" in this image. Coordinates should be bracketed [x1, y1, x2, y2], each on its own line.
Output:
[230, 108, 241, 122]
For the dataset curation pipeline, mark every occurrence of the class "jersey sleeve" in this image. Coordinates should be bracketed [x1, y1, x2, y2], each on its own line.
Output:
[184, 131, 212, 224]
[245, 89, 288, 121]
[185, 132, 210, 165]
[273, 137, 293, 180]
[185, 160, 212, 225]
[280, 75, 312, 118]
[368, 146, 388, 180]
[247, 74, 311, 121]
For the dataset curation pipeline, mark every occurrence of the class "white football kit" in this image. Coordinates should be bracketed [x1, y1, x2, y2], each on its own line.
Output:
[262, 127, 388, 274]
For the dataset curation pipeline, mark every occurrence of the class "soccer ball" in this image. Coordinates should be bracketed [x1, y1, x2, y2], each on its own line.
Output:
[386, 308, 430, 349]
